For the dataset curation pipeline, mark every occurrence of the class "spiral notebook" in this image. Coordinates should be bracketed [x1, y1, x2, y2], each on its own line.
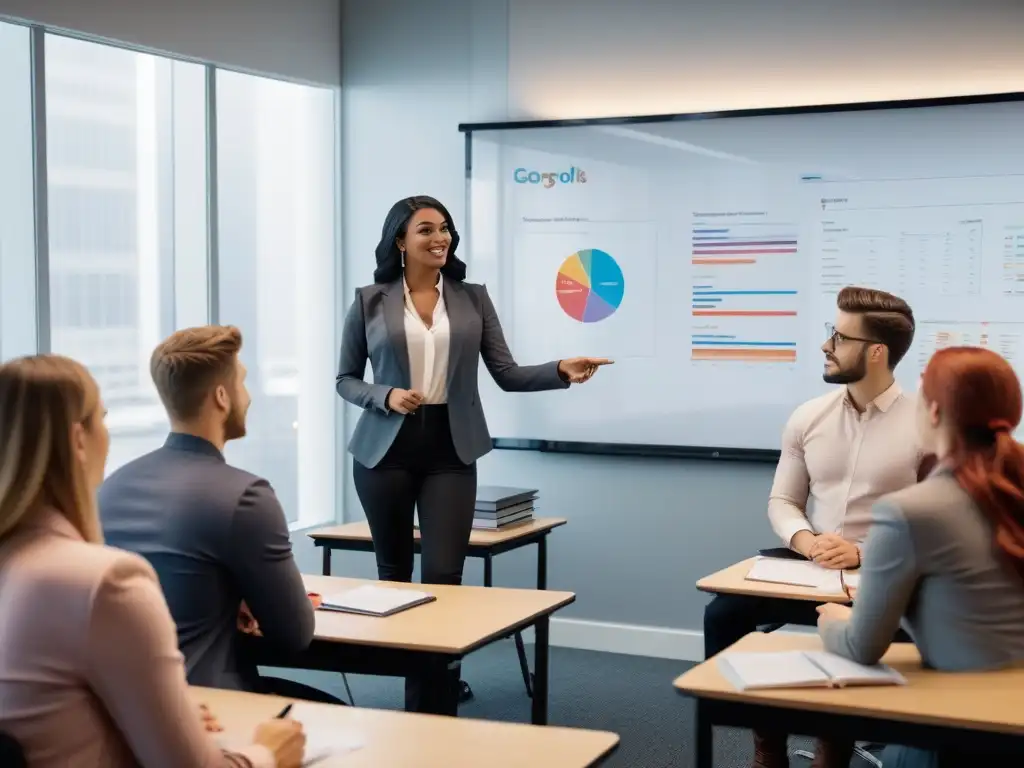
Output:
[318, 584, 436, 617]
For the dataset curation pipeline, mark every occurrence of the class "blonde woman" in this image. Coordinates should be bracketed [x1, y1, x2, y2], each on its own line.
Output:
[0, 355, 305, 768]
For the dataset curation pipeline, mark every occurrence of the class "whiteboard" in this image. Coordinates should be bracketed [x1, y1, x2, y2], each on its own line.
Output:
[462, 95, 1024, 455]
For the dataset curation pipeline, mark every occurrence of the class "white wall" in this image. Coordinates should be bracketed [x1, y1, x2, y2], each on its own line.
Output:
[0, 0, 341, 84]
[341, 0, 1024, 660]
[508, 0, 1024, 119]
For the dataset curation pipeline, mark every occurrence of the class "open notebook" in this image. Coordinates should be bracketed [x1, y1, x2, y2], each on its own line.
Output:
[718, 650, 907, 691]
[745, 556, 847, 594]
[318, 584, 436, 617]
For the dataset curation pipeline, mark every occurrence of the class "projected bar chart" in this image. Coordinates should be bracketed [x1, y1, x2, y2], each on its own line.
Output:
[691, 333, 797, 363]
[690, 288, 800, 363]
[691, 223, 799, 266]
[691, 288, 798, 317]
[689, 220, 801, 363]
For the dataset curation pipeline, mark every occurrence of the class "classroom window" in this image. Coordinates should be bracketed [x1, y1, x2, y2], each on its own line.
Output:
[44, 33, 208, 475]
[215, 70, 338, 528]
[0, 22, 38, 359]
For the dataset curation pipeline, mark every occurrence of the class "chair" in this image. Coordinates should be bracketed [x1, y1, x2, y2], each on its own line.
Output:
[0, 731, 27, 768]
[259, 675, 350, 705]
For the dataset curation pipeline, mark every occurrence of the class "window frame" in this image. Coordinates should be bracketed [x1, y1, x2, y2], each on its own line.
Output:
[0, 16, 344, 530]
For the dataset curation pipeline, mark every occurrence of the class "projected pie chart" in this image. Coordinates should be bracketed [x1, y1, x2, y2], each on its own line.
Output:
[555, 249, 625, 323]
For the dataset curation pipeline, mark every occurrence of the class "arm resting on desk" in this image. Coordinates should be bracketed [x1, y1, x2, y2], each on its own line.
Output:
[336, 290, 393, 413]
[477, 284, 569, 393]
[819, 499, 918, 665]
[768, 415, 815, 552]
[86, 558, 273, 768]
[226, 482, 315, 654]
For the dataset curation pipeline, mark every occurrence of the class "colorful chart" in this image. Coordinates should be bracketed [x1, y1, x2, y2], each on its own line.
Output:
[555, 249, 625, 323]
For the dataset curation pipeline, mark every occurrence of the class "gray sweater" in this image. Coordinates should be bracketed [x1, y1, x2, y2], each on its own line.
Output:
[821, 468, 1024, 671]
[99, 433, 315, 691]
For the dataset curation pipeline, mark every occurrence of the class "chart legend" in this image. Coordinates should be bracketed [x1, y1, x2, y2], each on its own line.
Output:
[555, 248, 625, 323]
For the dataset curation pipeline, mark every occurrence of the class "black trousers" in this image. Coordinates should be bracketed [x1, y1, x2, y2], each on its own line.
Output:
[353, 404, 476, 713]
[353, 405, 477, 585]
[703, 592, 913, 659]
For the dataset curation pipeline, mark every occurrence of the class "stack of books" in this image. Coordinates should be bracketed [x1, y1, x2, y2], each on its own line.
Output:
[473, 485, 537, 530]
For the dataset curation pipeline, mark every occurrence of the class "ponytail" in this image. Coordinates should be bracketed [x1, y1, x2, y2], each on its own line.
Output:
[953, 424, 1024, 584]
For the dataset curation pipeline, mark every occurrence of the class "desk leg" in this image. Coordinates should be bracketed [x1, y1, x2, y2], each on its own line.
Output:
[531, 615, 550, 725]
[694, 699, 713, 768]
[321, 546, 332, 576]
[537, 535, 548, 590]
[483, 553, 493, 587]
[514, 632, 533, 698]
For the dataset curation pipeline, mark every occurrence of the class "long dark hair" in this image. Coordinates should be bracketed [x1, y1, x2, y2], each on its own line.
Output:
[373, 196, 467, 284]
[921, 346, 1024, 583]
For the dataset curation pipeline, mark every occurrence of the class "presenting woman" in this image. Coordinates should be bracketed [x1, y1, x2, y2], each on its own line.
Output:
[817, 346, 1024, 767]
[337, 195, 609, 589]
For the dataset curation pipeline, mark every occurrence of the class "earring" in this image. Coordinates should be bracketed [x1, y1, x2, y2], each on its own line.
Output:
[400, 249, 405, 267]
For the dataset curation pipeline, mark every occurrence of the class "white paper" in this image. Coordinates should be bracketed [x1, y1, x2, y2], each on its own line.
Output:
[745, 556, 845, 593]
[216, 704, 364, 766]
[718, 650, 832, 690]
[321, 584, 432, 614]
[289, 702, 364, 764]
[804, 650, 906, 686]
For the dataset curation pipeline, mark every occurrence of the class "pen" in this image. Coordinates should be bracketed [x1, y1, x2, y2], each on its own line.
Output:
[275, 703, 293, 719]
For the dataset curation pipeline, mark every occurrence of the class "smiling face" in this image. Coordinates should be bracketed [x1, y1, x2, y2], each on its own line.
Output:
[397, 208, 451, 271]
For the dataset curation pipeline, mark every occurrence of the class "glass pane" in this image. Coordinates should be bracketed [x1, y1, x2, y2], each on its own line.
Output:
[0, 22, 37, 359]
[45, 34, 208, 475]
[216, 70, 337, 527]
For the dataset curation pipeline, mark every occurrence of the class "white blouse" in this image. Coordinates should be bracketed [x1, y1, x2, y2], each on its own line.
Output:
[403, 276, 450, 404]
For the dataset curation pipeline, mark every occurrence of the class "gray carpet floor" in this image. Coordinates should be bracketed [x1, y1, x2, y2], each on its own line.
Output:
[266, 639, 825, 767]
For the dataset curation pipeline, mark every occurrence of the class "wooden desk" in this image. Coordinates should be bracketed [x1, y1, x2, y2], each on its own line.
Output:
[258, 575, 574, 725]
[308, 518, 568, 697]
[309, 518, 567, 587]
[192, 686, 619, 767]
[675, 632, 1024, 767]
[697, 557, 851, 604]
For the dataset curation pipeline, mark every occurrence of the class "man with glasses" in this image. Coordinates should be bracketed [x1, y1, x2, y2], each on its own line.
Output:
[704, 286, 930, 768]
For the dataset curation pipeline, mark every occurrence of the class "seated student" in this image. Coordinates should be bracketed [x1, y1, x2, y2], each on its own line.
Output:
[704, 286, 927, 768]
[818, 346, 1024, 767]
[0, 354, 305, 768]
[99, 326, 324, 700]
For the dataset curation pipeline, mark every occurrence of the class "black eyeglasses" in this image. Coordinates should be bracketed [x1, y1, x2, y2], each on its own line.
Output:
[825, 322, 882, 349]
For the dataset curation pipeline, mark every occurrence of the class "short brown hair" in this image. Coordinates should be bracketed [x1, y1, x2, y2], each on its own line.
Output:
[150, 325, 242, 421]
[837, 286, 915, 369]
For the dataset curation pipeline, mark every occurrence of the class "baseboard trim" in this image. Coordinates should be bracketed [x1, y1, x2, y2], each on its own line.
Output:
[514, 618, 811, 662]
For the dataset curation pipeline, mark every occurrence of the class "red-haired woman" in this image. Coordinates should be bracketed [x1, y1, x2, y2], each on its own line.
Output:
[817, 346, 1024, 767]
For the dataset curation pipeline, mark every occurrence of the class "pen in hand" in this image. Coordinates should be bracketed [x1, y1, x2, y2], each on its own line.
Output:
[275, 703, 293, 719]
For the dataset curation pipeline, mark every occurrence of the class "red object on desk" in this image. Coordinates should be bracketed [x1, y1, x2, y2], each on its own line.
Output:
[308, 592, 323, 610]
